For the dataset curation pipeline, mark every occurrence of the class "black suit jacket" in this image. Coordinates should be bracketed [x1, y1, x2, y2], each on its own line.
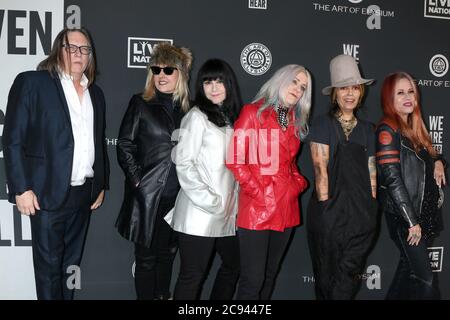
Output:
[2, 70, 109, 211]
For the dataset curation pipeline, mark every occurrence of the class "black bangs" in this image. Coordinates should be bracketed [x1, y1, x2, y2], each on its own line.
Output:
[194, 58, 243, 127]
[200, 74, 224, 83]
[198, 59, 228, 82]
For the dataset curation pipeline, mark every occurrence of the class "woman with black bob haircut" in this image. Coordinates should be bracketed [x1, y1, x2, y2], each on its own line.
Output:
[165, 58, 242, 299]
[193, 59, 242, 126]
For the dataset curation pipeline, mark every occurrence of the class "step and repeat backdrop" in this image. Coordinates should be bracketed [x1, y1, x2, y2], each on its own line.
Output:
[1, 0, 449, 299]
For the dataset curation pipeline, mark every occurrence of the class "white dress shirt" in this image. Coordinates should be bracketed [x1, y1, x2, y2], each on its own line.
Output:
[59, 72, 95, 186]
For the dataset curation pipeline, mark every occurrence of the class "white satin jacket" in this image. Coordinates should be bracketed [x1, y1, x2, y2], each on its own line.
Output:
[164, 107, 238, 237]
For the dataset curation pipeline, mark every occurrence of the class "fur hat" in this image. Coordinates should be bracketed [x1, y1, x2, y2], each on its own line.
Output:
[149, 42, 193, 79]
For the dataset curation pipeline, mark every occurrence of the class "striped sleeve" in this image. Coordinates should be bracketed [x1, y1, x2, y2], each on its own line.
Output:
[376, 126, 400, 165]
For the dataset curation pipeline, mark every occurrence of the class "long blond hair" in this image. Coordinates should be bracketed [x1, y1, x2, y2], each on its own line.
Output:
[142, 43, 193, 112]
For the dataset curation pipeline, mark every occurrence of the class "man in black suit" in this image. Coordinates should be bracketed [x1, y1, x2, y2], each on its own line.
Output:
[2, 27, 109, 300]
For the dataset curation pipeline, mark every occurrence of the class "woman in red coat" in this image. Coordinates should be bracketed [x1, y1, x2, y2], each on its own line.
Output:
[226, 64, 311, 299]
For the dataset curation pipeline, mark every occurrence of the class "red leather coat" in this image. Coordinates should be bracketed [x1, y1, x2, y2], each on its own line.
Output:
[226, 100, 308, 231]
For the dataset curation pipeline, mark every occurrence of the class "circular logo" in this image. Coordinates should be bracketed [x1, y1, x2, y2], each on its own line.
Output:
[378, 131, 392, 145]
[429, 54, 449, 78]
[240, 43, 272, 76]
[132, 261, 136, 277]
[348, 0, 363, 3]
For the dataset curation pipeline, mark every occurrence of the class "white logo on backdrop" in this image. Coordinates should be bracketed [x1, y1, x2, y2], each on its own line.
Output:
[240, 43, 272, 76]
[428, 247, 444, 272]
[301, 265, 381, 289]
[429, 115, 444, 154]
[417, 55, 450, 88]
[127, 37, 173, 69]
[312, 2, 394, 30]
[343, 44, 360, 60]
[248, 0, 267, 9]
[424, 0, 450, 20]
[429, 54, 449, 78]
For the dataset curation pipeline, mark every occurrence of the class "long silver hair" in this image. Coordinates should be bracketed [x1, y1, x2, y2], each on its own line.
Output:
[253, 64, 312, 139]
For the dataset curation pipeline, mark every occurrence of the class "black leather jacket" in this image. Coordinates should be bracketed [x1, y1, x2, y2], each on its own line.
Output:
[115, 93, 183, 247]
[376, 123, 424, 228]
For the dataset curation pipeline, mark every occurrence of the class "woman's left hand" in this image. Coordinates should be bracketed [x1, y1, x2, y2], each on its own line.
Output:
[434, 160, 446, 188]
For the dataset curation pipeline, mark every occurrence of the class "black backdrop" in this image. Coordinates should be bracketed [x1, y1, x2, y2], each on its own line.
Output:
[3, 0, 450, 300]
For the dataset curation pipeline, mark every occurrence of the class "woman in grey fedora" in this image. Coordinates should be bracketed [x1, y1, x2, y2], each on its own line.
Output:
[306, 54, 378, 299]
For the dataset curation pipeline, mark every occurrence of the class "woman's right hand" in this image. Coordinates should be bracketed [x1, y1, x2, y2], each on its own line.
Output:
[407, 224, 422, 246]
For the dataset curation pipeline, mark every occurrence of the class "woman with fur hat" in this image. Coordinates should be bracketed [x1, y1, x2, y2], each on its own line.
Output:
[115, 43, 192, 300]
[307, 54, 378, 299]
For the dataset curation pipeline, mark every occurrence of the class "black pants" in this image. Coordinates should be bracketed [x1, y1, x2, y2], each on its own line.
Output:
[236, 228, 293, 300]
[30, 180, 92, 300]
[386, 216, 438, 300]
[134, 197, 177, 300]
[174, 233, 240, 300]
[307, 136, 378, 300]
[307, 201, 375, 300]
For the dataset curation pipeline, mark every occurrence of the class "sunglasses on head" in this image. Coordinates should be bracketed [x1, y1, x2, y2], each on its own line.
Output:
[150, 66, 177, 75]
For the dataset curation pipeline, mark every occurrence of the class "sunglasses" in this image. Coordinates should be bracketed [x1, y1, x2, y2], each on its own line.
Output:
[150, 66, 177, 75]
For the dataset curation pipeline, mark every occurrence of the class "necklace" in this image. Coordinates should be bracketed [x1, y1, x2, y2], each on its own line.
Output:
[335, 111, 357, 140]
[276, 105, 289, 131]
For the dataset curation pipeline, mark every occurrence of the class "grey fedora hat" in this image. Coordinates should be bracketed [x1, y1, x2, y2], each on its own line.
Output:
[322, 54, 374, 95]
